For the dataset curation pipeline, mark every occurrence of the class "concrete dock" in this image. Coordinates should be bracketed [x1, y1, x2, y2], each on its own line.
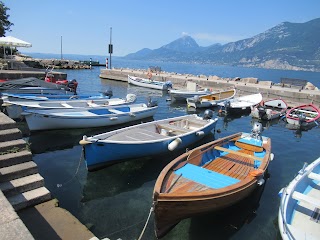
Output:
[100, 68, 320, 107]
[0, 112, 98, 240]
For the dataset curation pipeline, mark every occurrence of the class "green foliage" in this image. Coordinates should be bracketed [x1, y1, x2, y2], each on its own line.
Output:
[0, 1, 13, 36]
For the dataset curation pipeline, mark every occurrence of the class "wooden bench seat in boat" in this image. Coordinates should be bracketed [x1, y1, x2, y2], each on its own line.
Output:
[308, 172, 320, 181]
[157, 123, 189, 134]
[292, 191, 320, 208]
[175, 163, 240, 189]
[106, 128, 165, 141]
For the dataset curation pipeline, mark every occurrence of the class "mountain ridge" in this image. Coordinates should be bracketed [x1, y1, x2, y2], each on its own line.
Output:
[124, 18, 320, 71]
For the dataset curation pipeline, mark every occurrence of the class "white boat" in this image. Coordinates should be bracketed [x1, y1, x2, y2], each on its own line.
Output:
[218, 93, 263, 115]
[79, 111, 218, 171]
[3, 94, 137, 119]
[278, 157, 320, 240]
[127, 75, 173, 91]
[186, 89, 236, 108]
[251, 98, 288, 120]
[22, 103, 158, 131]
[169, 89, 213, 102]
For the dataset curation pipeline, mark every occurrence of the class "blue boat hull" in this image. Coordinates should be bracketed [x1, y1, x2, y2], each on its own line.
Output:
[84, 121, 217, 171]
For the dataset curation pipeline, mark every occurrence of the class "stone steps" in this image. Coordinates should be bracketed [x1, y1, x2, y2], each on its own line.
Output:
[0, 161, 38, 183]
[0, 173, 44, 197]
[0, 128, 22, 142]
[0, 112, 52, 214]
[0, 138, 27, 154]
[8, 186, 52, 211]
[0, 150, 32, 168]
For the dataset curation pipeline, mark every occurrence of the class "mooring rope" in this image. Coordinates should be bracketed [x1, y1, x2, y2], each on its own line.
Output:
[56, 148, 84, 188]
[137, 206, 154, 240]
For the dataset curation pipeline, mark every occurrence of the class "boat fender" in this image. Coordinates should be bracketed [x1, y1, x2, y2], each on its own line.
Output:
[249, 169, 264, 178]
[168, 138, 182, 151]
[196, 131, 204, 136]
[257, 178, 265, 186]
[79, 135, 92, 145]
[269, 153, 274, 161]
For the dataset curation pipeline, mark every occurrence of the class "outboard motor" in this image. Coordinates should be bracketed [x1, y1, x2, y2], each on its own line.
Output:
[203, 109, 214, 120]
[224, 100, 231, 110]
[126, 93, 137, 103]
[298, 113, 307, 129]
[147, 97, 158, 107]
[258, 106, 266, 119]
[67, 79, 78, 94]
[102, 89, 113, 99]
[250, 122, 263, 141]
[165, 81, 173, 89]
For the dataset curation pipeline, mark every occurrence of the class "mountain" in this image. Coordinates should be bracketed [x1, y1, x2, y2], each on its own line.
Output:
[124, 18, 320, 71]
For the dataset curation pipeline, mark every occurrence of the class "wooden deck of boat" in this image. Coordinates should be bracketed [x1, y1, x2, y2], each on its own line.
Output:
[166, 149, 256, 194]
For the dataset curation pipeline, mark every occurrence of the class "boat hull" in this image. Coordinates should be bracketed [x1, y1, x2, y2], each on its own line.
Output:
[153, 131, 272, 238]
[83, 116, 218, 170]
[128, 75, 171, 90]
[278, 157, 320, 240]
[285, 103, 320, 129]
[23, 105, 157, 131]
[154, 180, 257, 238]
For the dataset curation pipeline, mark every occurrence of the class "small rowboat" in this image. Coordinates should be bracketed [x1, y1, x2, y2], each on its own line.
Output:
[218, 93, 263, 115]
[80, 111, 218, 171]
[22, 103, 158, 131]
[153, 122, 273, 238]
[285, 103, 320, 130]
[128, 75, 173, 91]
[186, 89, 236, 108]
[3, 94, 137, 119]
[251, 98, 288, 120]
[278, 157, 320, 240]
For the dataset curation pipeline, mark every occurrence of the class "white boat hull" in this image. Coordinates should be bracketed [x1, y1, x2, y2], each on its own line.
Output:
[23, 104, 157, 131]
[127, 75, 172, 91]
[278, 157, 320, 240]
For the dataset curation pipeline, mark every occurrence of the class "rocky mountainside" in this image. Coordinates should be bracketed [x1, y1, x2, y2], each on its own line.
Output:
[124, 18, 320, 71]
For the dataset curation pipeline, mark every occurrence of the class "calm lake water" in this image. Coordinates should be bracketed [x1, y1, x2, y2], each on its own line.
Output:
[20, 60, 320, 240]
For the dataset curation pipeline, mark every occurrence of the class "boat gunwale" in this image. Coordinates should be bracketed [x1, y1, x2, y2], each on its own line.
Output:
[153, 132, 271, 200]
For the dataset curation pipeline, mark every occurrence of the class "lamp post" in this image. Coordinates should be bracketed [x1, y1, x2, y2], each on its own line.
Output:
[108, 27, 113, 69]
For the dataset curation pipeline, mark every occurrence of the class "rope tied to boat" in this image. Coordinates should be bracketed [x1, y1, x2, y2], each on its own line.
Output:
[56, 147, 84, 188]
[137, 206, 154, 240]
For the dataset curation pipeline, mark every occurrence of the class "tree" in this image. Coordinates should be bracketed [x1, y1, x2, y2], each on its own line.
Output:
[0, 1, 13, 37]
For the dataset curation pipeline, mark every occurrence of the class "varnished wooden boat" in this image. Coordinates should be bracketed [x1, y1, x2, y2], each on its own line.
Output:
[153, 123, 273, 238]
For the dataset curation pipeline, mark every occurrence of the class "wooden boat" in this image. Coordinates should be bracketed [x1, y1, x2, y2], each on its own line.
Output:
[186, 89, 236, 108]
[80, 111, 218, 171]
[285, 103, 320, 130]
[153, 122, 273, 238]
[22, 103, 158, 131]
[251, 98, 288, 120]
[2, 94, 137, 119]
[278, 157, 320, 240]
[218, 93, 263, 115]
[127, 75, 173, 91]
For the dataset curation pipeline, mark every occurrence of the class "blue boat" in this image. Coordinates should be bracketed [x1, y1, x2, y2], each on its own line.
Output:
[1, 91, 113, 101]
[80, 111, 218, 171]
[278, 157, 320, 240]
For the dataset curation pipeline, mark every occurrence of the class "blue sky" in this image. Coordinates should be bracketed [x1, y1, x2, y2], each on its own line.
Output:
[3, 0, 320, 56]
